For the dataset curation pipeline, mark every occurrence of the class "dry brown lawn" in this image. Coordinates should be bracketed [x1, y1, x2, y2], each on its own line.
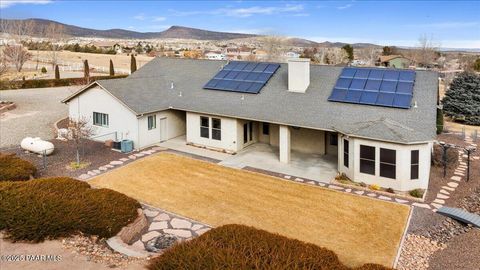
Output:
[90, 153, 410, 268]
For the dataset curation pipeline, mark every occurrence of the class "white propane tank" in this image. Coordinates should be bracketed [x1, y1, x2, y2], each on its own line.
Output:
[20, 137, 54, 155]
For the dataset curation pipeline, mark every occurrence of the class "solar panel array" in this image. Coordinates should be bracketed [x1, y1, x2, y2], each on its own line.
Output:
[203, 61, 280, 94]
[328, 67, 416, 109]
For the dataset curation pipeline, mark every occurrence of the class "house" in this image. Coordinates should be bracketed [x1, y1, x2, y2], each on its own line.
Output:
[378, 55, 413, 69]
[204, 51, 227, 60]
[63, 57, 438, 192]
[284, 51, 301, 59]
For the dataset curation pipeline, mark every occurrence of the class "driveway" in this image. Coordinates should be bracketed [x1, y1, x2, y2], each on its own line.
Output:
[0, 86, 78, 148]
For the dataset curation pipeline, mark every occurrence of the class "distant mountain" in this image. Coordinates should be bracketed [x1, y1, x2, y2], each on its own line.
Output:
[0, 18, 258, 40]
[0, 18, 383, 48]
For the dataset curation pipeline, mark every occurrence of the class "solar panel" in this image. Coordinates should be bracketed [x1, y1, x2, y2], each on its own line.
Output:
[328, 67, 416, 109]
[203, 61, 280, 94]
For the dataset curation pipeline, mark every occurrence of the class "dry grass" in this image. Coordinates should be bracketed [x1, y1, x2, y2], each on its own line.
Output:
[90, 153, 410, 268]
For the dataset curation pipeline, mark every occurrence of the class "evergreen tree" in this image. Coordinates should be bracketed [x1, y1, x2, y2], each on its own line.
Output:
[473, 58, 480, 72]
[54, 65, 60, 80]
[382, 46, 398, 56]
[436, 108, 444, 134]
[342, 44, 354, 62]
[130, 55, 137, 74]
[83, 60, 90, 83]
[442, 72, 480, 125]
[109, 59, 115, 76]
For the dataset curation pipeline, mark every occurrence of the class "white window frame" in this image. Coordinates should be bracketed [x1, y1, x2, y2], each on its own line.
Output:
[93, 112, 109, 127]
[148, 115, 156, 130]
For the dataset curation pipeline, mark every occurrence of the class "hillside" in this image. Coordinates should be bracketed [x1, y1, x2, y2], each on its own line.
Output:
[0, 18, 257, 40]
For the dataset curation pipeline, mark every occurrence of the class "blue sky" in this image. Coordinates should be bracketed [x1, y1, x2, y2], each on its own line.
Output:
[1, 0, 479, 48]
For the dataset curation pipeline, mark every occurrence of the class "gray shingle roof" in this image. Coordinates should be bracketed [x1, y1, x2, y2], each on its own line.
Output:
[65, 57, 438, 144]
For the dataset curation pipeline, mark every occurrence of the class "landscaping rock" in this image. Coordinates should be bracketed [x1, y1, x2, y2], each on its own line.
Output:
[195, 228, 211, 236]
[149, 221, 168, 231]
[447, 182, 459, 188]
[154, 213, 171, 221]
[110, 160, 123, 165]
[145, 234, 178, 252]
[141, 231, 160, 242]
[118, 209, 148, 245]
[170, 218, 192, 229]
[191, 224, 204, 231]
[143, 209, 159, 217]
[163, 229, 192, 238]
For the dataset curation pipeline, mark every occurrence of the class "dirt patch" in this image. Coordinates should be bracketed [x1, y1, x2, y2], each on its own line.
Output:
[0, 139, 128, 178]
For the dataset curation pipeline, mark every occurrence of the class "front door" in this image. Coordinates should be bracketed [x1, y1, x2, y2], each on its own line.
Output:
[160, 118, 167, 142]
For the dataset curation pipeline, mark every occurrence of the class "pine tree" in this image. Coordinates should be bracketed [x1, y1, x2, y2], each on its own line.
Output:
[342, 44, 354, 62]
[109, 59, 115, 76]
[54, 65, 60, 80]
[83, 60, 90, 83]
[130, 55, 137, 74]
[442, 72, 480, 125]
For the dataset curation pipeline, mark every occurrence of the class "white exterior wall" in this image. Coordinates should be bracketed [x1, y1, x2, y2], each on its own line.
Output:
[267, 124, 325, 155]
[338, 136, 432, 191]
[279, 125, 291, 163]
[67, 86, 138, 145]
[138, 110, 186, 148]
[186, 112, 239, 152]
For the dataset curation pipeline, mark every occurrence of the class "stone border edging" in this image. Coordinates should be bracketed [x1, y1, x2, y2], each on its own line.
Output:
[393, 206, 414, 269]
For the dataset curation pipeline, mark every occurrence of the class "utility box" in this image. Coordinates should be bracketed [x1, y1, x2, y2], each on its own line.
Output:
[121, 140, 133, 153]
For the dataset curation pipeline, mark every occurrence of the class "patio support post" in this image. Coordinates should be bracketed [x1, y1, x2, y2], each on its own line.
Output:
[279, 125, 291, 163]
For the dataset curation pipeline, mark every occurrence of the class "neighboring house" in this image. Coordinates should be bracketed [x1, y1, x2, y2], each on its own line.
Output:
[63, 57, 438, 192]
[378, 55, 413, 68]
[204, 51, 227, 60]
[285, 51, 301, 59]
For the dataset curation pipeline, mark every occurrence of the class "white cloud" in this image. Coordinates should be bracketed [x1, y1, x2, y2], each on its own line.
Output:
[152, 16, 166, 22]
[337, 4, 353, 10]
[0, 0, 52, 9]
[133, 13, 146, 20]
[169, 4, 304, 18]
[405, 21, 480, 29]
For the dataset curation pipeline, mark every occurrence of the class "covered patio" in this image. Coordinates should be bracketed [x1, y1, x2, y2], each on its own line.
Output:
[219, 143, 337, 183]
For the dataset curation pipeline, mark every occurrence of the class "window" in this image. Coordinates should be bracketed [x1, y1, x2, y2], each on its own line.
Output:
[200, 116, 209, 138]
[93, 112, 109, 127]
[212, 118, 221, 140]
[147, 115, 156, 130]
[411, 150, 419, 179]
[360, 145, 375, 175]
[343, 139, 349, 168]
[380, 148, 396, 179]
[243, 123, 248, 143]
[330, 133, 338, 146]
[262, 123, 269, 135]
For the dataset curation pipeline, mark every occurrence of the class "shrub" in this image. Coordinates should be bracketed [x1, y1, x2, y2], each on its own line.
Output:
[409, 189, 424, 198]
[147, 224, 391, 270]
[359, 182, 367, 187]
[40, 67, 47, 73]
[436, 108, 444, 134]
[0, 153, 37, 181]
[432, 144, 458, 169]
[0, 177, 140, 242]
[386, 188, 395, 194]
[369, 184, 381, 191]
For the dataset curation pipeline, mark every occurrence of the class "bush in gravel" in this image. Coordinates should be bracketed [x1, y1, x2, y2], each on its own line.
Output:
[0, 153, 37, 181]
[409, 189, 424, 198]
[147, 224, 391, 270]
[0, 177, 140, 242]
[432, 144, 458, 169]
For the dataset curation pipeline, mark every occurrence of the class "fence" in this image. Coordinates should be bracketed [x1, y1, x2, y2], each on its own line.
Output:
[14, 57, 131, 75]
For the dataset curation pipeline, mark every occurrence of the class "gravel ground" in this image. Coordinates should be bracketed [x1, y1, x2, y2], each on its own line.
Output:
[428, 229, 480, 270]
[0, 86, 79, 148]
[1, 139, 128, 178]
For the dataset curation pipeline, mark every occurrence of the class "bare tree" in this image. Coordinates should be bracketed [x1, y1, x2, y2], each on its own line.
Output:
[0, 49, 8, 76]
[356, 47, 380, 66]
[3, 45, 31, 72]
[262, 36, 284, 61]
[414, 34, 439, 68]
[67, 117, 95, 165]
[45, 23, 65, 69]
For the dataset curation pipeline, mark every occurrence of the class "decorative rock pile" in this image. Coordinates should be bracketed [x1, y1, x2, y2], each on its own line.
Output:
[145, 234, 178, 252]
[397, 234, 446, 270]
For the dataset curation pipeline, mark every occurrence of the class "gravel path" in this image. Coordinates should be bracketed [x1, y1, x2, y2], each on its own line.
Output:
[0, 86, 78, 148]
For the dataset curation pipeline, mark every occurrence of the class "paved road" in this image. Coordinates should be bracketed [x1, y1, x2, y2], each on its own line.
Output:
[0, 86, 79, 148]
